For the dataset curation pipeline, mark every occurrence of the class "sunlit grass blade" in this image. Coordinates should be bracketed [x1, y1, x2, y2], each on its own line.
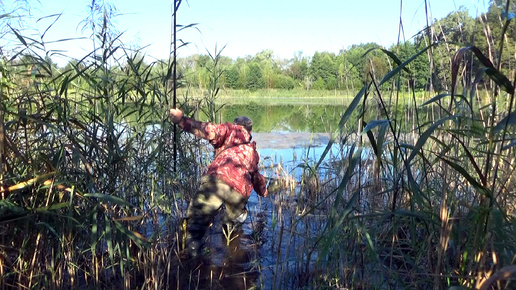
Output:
[407, 116, 454, 163]
[83, 193, 132, 207]
[0, 172, 56, 193]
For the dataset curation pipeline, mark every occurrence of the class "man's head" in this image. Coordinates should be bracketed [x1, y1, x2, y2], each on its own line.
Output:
[234, 116, 253, 132]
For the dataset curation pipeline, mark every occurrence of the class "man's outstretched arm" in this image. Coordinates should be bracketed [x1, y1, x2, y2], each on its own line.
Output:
[170, 108, 217, 141]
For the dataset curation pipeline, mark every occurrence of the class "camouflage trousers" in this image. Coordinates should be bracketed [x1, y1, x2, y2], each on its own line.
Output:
[185, 175, 248, 253]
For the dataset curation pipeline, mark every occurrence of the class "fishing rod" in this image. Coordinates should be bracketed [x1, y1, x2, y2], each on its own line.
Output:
[171, 0, 179, 172]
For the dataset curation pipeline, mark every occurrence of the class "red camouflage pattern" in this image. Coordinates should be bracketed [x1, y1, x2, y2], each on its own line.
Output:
[178, 116, 268, 198]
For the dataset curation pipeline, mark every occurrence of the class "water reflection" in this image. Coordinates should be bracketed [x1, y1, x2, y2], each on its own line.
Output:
[220, 103, 347, 133]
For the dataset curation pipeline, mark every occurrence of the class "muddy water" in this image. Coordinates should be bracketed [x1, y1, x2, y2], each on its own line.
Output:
[177, 132, 343, 289]
[169, 103, 356, 288]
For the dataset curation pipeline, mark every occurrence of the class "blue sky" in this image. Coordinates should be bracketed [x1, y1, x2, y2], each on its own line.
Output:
[3, 0, 488, 66]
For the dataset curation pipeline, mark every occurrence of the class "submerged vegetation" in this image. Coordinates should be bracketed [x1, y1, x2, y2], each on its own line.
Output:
[1, 0, 516, 289]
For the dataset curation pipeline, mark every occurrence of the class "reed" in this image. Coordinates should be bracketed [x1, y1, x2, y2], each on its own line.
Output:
[255, 1, 516, 288]
[2, 0, 516, 289]
[0, 1, 194, 288]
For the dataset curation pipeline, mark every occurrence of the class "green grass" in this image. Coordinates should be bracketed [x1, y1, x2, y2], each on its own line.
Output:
[178, 87, 434, 105]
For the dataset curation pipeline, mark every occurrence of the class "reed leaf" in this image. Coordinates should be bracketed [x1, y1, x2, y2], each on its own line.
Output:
[36, 221, 61, 240]
[83, 193, 132, 207]
[452, 135, 487, 186]
[8, 24, 27, 46]
[407, 116, 454, 163]
[363, 47, 411, 74]
[362, 120, 389, 161]
[318, 146, 362, 259]
[0, 199, 27, 221]
[378, 43, 436, 86]
[38, 13, 62, 39]
[421, 93, 471, 112]
[338, 85, 366, 129]
[313, 85, 366, 171]
[314, 136, 334, 170]
[362, 119, 390, 133]
[494, 110, 516, 133]
[438, 156, 491, 198]
[501, 139, 516, 150]
[34, 202, 69, 212]
[335, 188, 360, 227]
[114, 220, 149, 248]
[333, 146, 361, 210]
[452, 46, 514, 95]
[484, 67, 514, 94]
[105, 215, 115, 265]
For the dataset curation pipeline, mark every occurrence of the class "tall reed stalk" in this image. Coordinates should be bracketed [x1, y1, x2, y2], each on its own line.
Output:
[0, 1, 198, 288]
[260, 1, 516, 288]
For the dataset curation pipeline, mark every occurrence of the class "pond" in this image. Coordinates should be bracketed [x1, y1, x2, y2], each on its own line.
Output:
[170, 103, 360, 289]
[215, 102, 349, 133]
[218, 103, 348, 179]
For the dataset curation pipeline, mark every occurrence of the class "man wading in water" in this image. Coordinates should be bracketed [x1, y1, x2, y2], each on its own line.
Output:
[170, 108, 268, 258]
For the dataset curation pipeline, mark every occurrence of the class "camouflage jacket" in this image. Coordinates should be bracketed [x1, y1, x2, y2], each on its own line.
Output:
[178, 116, 268, 198]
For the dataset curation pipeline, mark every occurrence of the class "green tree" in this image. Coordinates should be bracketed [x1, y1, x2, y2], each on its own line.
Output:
[196, 54, 211, 90]
[309, 51, 337, 90]
[391, 41, 430, 91]
[237, 60, 249, 89]
[312, 76, 326, 90]
[336, 49, 362, 93]
[288, 51, 309, 84]
[272, 74, 295, 89]
[480, 1, 516, 71]
[224, 65, 239, 89]
[246, 62, 265, 91]
[343, 43, 379, 86]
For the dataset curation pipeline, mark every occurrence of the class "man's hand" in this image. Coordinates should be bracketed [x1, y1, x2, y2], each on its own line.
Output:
[169, 108, 184, 124]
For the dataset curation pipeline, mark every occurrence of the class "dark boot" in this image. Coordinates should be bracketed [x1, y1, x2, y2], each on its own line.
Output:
[185, 221, 208, 259]
[185, 234, 202, 258]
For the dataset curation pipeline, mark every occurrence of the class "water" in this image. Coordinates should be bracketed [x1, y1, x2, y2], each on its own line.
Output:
[219, 103, 348, 133]
[178, 109, 349, 289]
[159, 103, 368, 288]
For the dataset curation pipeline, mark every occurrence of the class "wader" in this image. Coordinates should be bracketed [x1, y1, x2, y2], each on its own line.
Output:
[185, 175, 248, 257]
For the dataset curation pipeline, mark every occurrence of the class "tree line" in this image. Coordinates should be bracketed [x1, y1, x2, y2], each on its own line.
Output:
[167, 1, 514, 94]
[11, 0, 514, 96]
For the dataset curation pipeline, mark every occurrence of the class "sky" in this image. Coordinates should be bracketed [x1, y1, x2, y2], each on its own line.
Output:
[3, 0, 489, 66]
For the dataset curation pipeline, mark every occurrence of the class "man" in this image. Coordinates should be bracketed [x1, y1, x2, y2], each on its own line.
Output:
[169, 108, 268, 258]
